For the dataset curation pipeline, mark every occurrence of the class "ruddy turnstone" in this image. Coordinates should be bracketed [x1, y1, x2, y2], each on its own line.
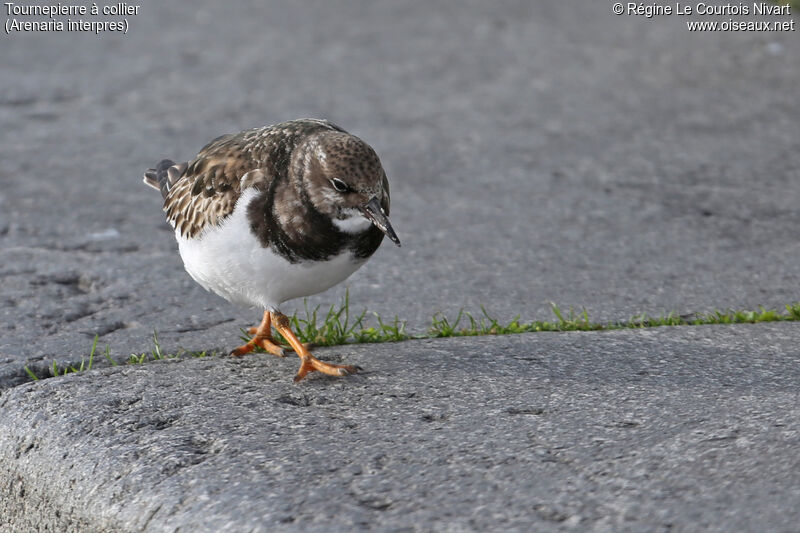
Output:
[143, 119, 400, 381]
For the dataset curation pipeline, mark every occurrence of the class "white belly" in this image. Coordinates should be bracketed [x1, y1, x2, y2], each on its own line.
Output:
[176, 189, 367, 310]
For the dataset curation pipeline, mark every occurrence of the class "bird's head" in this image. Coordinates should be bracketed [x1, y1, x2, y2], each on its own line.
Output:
[299, 131, 400, 247]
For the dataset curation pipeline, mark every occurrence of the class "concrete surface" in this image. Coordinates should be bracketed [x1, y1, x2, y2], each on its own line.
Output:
[2, 323, 800, 532]
[1, 1, 799, 382]
[1, 0, 799, 531]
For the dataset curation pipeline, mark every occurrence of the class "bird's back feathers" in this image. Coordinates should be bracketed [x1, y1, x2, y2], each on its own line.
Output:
[142, 119, 344, 239]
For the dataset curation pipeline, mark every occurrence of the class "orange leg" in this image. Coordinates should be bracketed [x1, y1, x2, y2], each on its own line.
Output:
[229, 310, 286, 357]
[271, 311, 360, 382]
[246, 329, 314, 352]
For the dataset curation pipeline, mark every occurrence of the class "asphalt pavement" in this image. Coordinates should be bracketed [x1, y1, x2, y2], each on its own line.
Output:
[3, 324, 800, 532]
[1, 1, 798, 531]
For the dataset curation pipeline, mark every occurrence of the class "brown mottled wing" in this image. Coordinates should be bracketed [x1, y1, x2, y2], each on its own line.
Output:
[163, 132, 268, 238]
[163, 120, 344, 238]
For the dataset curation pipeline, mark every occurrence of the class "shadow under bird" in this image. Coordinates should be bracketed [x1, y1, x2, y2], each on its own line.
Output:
[143, 119, 400, 381]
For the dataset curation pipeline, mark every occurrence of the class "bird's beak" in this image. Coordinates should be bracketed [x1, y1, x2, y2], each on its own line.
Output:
[359, 197, 401, 247]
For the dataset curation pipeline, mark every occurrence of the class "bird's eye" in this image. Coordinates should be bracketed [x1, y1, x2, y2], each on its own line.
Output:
[331, 178, 349, 193]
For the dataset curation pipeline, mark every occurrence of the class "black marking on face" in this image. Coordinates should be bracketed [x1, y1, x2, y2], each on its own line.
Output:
[247, 168, 384, 264]
[223, 120, 391, 264]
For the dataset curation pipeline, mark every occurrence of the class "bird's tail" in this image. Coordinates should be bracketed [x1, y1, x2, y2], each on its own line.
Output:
[143, 159, 187, 200]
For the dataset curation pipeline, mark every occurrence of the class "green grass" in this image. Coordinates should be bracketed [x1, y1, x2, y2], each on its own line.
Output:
[22, 297, 800, 382]
[277, 296, 800, 344]
[24, 335, 101, 381]
[23, 332, 211, 381]
[426, 303, 800, 338]
[277, 291, 412, 346]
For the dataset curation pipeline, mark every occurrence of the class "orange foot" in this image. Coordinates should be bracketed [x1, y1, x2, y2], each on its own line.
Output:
[229, 311, 286, 357]
[231, 310, 360, 382]
[245, 326, 314, 353]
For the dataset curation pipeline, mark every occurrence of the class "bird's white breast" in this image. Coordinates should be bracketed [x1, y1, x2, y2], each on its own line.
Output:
[176, 188, 367, 310]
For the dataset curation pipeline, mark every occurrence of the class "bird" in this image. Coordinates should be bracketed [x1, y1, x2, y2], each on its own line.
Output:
[143, 119, 400, 382]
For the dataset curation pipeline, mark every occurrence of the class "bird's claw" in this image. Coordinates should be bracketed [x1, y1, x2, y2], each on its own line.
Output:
[230, 336, 286, 358]
[293, 356, 361, 382]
